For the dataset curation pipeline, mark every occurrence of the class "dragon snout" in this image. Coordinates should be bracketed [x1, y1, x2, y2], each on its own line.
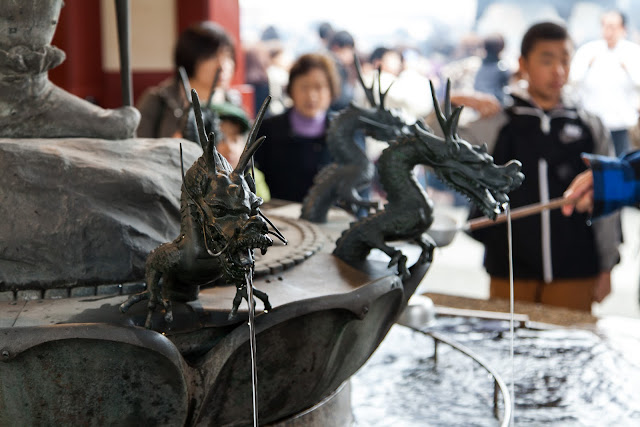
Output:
[242, 215, 268, 234]
[245, 217, 270, 241]
[504, 160, 524, 189]
[504, 160, 522, 174]
[235, 216, 273, 255]
[492, 160, 523, 192]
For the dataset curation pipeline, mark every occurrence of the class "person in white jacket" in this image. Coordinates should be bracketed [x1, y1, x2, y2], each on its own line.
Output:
[569, 9, 640, 156]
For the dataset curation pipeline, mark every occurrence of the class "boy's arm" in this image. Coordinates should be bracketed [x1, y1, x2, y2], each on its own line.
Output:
[582, 151, 640, 217]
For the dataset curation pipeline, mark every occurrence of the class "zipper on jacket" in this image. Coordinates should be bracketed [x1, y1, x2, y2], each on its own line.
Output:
[538, 159, 553, 283]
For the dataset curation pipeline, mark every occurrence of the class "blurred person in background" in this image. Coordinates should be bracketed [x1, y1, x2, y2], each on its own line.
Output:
[441, 32, 503, 124]
[474, 33, 512, 105]
[136, 21, 240, 138]
[317, 22, 335, 52]
[570, 9, 640, 156]
[439, 33, 484, 93]
[266, 44, 293, 116]
[244, 43, 270, 118]
[255, 53, 339, 202]
[327, 30, 357, 112]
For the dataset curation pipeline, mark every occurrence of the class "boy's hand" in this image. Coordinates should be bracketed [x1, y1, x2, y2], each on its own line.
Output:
[562, 169, 594, 216]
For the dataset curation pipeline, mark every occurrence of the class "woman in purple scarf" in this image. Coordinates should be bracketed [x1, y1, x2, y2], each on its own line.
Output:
[255, 53, 340, 202]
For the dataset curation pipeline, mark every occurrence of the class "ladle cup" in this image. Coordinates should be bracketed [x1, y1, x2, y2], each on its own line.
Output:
[427, 197, 572, 247]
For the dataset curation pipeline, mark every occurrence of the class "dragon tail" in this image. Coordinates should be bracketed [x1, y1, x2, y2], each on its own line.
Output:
[333, 209, 386, 263]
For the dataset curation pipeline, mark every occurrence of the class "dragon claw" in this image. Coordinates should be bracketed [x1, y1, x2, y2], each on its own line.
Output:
[163, 302, 174, 323]
[120, 289, 174, 329]
[388, 251, 410, 279]
[387, 253, 399, 268]
[418, 249, 433, 265]
[398, 261, 410, 280]
[228, 284, 271, 320]
[417, 234, 436, 264]
[228, 302, 240, 320]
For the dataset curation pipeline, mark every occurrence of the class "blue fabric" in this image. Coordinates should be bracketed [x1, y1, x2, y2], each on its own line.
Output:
[583, 150, 640, 217]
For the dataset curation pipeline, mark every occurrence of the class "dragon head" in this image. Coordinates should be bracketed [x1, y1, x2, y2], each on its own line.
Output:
[415, 81, 523, 219]
[185, 90, 274, 284]
[354, 56, 410, 142]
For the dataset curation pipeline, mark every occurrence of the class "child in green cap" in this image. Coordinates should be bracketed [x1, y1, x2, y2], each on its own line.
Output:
[213, 103, 271, 202]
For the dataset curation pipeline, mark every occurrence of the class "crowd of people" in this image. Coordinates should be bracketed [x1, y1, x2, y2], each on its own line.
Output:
[134, 10, 640, 314]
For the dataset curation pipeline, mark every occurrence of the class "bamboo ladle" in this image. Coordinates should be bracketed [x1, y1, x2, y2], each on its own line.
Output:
[428, 197, 573, 247]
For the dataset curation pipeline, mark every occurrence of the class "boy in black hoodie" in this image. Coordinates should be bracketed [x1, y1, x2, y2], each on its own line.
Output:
[462, 22, 621, 312]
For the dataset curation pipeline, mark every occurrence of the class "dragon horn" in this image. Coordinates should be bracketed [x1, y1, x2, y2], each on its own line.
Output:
[177, 66, 194, 128]
[450, 106, 463, 139]
[178, 66, 192, 104]
[378, 71, 394, 110]
[429, 80, 448, 135]
[192, 89, 217, 175]
[444, 79, 452, 119]
[179, 143, 186, 185]
[355, 53, 377, 107]
[206, 66, 222, 108]
[208, 131, 218, 148]
[208, 130, 228, 170]
[205, 132, 217, 176]
[191, 89, 209, 150]
[235, 95, 271, 174]
[179, 143, 200, 203]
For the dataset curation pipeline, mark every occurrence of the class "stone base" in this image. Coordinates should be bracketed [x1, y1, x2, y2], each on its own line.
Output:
[0, 137, 200, 289]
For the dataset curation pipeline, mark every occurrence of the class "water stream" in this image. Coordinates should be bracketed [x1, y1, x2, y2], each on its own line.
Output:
[506, 204, 514, 425]
[245, 263, 259, 427]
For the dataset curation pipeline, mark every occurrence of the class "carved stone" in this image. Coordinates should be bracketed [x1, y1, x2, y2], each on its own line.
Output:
[0, 138, 201, 290]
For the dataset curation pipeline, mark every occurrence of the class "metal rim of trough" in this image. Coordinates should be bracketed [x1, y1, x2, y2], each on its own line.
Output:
[397, 306, 513, 426]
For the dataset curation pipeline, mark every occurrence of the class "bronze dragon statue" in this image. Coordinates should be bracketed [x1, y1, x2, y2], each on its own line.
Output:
[300, 57, 410, 223]
[333, 81, 524, 278]
[121, 91, 281, 328]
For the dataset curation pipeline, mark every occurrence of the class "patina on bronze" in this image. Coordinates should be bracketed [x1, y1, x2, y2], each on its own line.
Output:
[300, 55, 410, 223]
[120, 90, 276, 328]
[334, 80, 524, 278]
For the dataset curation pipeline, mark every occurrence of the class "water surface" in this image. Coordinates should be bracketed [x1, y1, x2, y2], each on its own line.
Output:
[352, 316, 640, 426]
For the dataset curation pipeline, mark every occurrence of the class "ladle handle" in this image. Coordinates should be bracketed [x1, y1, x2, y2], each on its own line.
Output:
[467, 197, 571, 230]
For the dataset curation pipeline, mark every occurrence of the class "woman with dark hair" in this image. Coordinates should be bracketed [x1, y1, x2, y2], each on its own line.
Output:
[136, 21, 240, 138]
[255, 53, 340, 202]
